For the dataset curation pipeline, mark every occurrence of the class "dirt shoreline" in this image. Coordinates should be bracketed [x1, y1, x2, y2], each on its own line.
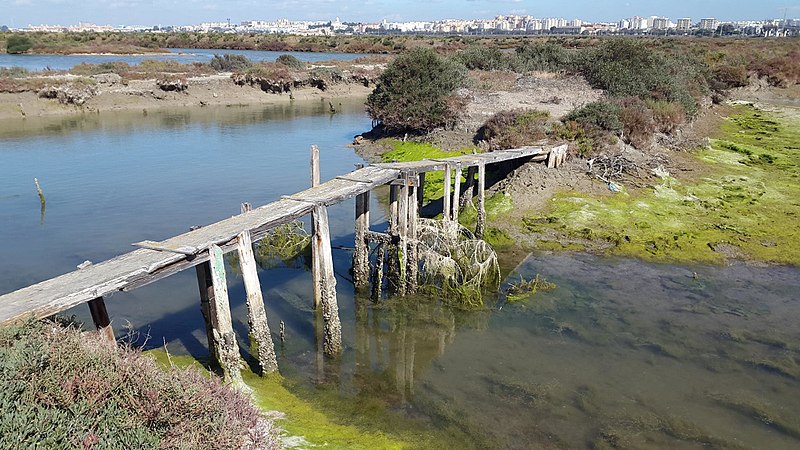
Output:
[0, 75, 372, 121]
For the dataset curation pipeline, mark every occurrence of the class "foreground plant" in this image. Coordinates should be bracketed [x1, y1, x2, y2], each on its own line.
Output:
[0, 320, 281, 449]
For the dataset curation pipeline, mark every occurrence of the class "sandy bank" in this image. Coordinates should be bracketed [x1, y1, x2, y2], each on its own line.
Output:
[0, 75, 372, 121]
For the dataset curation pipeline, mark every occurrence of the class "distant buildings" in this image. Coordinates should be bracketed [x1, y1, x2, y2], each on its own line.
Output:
[10, 13, 800, 37]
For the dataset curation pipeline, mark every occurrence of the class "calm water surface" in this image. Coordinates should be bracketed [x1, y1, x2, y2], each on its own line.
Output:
[1, 105, 798, 449]
[0, 48, 370, 71]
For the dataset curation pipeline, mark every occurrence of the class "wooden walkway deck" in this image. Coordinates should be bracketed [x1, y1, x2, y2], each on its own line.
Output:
[0, 145, 551, 325]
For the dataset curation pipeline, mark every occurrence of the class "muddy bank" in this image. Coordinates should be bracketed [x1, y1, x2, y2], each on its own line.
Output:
[0, 74, 372, 121]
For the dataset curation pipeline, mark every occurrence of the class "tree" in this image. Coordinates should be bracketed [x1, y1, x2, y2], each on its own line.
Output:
[6, 35, 33, 54]
[366, 47, 467, 134]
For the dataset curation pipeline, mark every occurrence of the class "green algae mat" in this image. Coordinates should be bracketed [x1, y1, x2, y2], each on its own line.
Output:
[526, 106, 800, 265]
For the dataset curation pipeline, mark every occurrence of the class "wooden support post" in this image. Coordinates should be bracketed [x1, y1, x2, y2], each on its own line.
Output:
[386, 184, 399, 288]
[208, 244, 243, 384]
[195, 261, 219, 364]
[353, 170, 370, 291]
[452, 163, 462, 224]
[371, 244, 385, 301]
[237, 204, 278, 375]
[417, 172, 426, 209]
[407, 181, 419, 295]
[311, 144, 321, 309]
[476, 163, 486, 239]
[395, 175, 409, 296]
[312, 205, 343, 357]
[461, 166, 477, 208]
[443, 164, 451, 222]
[87, 296, 114, 344]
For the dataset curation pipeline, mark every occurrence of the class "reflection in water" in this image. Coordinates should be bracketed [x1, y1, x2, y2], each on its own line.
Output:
[275, 253, 800, 449]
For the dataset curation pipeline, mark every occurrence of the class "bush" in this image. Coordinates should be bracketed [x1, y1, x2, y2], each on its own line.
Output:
[366, 47, 467, 134]
[0, 320, 280, 449]
[564, 101, 623, 133]
[452, 46, 507, 71]
[70, 61, 131, 76]
[275, 54, 305, 69]
[511, 43, 574, 73]
[710, 63, 748, 91]
[617, 96, 655, 149]
[480, 109, 551, 150]
[6, 35, 33, 54]
[647, 100, 685, 133]
[210, 53, 253, 72]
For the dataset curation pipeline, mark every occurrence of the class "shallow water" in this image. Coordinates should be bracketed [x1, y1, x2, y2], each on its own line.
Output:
[2, 104, 799, 449]
[0, 48, 369, 72]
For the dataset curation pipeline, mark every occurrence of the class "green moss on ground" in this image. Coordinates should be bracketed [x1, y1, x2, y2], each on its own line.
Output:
[149, 351, 463, 449]
[381, 140, 477, 203]
[526, 106, 800, 265]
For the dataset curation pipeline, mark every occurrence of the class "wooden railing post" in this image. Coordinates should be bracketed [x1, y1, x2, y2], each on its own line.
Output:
[87, 296, 114, 344]
[476, 163, 486, 239]
[237, 202, 278, 375]
[208, 244, 243, 384]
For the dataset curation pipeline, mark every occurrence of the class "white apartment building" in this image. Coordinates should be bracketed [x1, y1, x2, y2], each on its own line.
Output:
[676, 18, 692, 30]
[699, 18, 719, 30]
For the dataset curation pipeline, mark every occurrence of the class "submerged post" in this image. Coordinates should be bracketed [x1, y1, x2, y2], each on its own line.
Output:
[87, 296, 114, 344]
[476, 163, 486, 239]
[237, 202, 278, 375]
[310, 144, 321, 309]
[208, 244, 243, 384]
[353, 164, 370, 291]
[312, 204, 343, 357]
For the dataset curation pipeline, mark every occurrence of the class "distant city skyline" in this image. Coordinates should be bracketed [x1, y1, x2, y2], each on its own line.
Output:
[4, 0, 799, 28]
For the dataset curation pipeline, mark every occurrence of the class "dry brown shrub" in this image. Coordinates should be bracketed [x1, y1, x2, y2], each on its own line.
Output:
[647, 100, 686, 134]
[617, 96, 655, 149]
[480, 109, 550, 150]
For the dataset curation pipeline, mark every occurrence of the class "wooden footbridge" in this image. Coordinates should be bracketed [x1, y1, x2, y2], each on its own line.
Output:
[0, 144, 567, 382]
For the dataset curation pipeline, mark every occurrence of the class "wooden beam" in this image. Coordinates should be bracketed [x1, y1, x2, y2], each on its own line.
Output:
[311, 205, 342, 357]
[87, 296, 114, 344]
[476, 163, 486, 239]
[208, 244, 243, 384]
[237, 203, 278, 375]
[353, 181, 370, 291]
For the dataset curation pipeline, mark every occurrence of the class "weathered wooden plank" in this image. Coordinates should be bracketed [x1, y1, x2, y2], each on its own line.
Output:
[87, 296, 114, 344]
[237, 203, 278, 375]
[208, 244, 243, 384]
[372, 146, 546, 172]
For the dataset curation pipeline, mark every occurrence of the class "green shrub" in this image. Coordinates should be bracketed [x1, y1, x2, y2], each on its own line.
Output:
[710, 63, 748, 91]
[511, 43, 574, 73]
[6, 35, 33, 54]
[480, 109, 551, 150]
[0, 67, 28, 78]
[647, 100, 685, 133]
[70, 61, 131, 76]
[210, 53, 253, 71]
[366, 47, 467, 134]
[0, 320, 280, 449]
[275, 54, 305, 69]
[564, 101, 623, 133]
[452, 46, 507, 71]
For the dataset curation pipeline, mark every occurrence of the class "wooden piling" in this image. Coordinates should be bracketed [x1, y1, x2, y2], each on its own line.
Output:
[311, 144, 321, 309]
[461, 166, 477, 208]
[386, 184, 400, 289]
[417, 172, 426, 209]
[395, 176, 409, 295]
[87, 296, 114, 344]
[476, 163, 486, 239]
[371, 243, 385, 301]
[237, 203, 278, 374]
[195, 261, 219, 364]
[353, 169, 370, 291]
[208, 244, 243, 384]
[311, 204, 343, 357]
[452, 163, 462, 223]
[407, 180, 419, 294]
[443, 165, 451, 222]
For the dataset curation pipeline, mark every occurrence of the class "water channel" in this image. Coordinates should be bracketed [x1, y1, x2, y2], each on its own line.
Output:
[0, 48, 370, 72]
[1, 104, 798, 449]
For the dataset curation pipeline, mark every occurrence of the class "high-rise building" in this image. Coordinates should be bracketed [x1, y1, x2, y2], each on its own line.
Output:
[651, 17, 669, 30]
[699, 18, 719, 30]
[676, 18, 692, 30]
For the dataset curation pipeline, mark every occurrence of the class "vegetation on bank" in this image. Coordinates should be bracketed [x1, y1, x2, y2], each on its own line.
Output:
[0, 320, 280, 449]
[524, 106, 800, 265]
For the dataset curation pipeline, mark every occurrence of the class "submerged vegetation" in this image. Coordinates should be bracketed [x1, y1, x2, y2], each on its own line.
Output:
[526, 106, 800, 264]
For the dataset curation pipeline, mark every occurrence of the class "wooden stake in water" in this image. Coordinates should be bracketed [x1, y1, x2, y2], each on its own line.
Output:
[34, 178, 45, 206]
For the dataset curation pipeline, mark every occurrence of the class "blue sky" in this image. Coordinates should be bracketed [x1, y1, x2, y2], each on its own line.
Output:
[3, 0, 798, 27]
